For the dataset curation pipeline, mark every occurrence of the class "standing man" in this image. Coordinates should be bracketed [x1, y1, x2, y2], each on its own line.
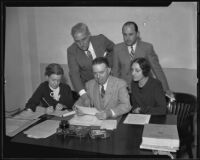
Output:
[112, 21, 174, 99]
[75, 57, 131, 120]
[67, 23, 115, 106]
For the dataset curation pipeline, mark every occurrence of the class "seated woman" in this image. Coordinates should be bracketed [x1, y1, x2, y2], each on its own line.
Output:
[130, 57, 167, 115]
[25, 63, 75, 113]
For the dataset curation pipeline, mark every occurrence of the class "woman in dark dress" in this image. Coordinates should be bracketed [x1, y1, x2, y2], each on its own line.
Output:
[130, 57, 167, 115]
[25, 63, 75, 113]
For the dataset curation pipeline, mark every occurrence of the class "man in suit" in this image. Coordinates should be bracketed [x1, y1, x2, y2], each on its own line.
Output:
[67, 23, 115, 107]
[112, 21, 174, 99]
[75, 57, 131, 120]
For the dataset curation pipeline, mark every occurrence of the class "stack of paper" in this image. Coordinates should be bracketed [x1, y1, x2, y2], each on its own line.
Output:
[100, 120, 117, 130]
[69, 115, 102, 126]
[6, 118, 40, 137]
[140, 124, 179, 152]
[24, 120, 60, 138]
[123, 114, 151, 125]
[75, 106, 99, 115]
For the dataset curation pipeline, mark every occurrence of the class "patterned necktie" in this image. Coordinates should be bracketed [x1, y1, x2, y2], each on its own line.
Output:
[86, 50, 93, 61]
[130, 46, 135, 60]
[101, 85, 105, 98]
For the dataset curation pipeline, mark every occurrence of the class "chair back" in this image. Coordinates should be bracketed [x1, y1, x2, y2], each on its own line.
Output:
[167, 92, 196, 129]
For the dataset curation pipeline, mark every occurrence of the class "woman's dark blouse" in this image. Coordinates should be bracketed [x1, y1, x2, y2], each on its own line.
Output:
[25, 81, 75, 111]
[131, 77, 167, 115]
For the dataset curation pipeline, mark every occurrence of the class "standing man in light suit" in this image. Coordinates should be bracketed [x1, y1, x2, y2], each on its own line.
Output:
[67, 23, 115, 107]
[75, 57, 131, 120]
[112, 21, 174, 99]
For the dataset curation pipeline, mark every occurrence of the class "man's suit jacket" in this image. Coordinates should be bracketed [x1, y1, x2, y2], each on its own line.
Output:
[112, 40, 169, 92]
[67, 34, 114, 93]
[75, 76, 132, 117]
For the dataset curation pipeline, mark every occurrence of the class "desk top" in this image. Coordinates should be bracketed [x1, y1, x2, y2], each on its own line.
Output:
[10, 114, 177, 157]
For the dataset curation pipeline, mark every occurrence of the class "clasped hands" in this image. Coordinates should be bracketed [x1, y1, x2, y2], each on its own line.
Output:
[46, 103, 66, 114]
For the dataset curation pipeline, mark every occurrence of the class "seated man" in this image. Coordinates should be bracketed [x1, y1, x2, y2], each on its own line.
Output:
[74, 57, 132, 120]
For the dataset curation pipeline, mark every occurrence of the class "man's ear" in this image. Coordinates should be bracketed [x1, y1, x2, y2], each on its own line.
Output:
[45, 75, 49, 81]
[108, 67, 111, 74]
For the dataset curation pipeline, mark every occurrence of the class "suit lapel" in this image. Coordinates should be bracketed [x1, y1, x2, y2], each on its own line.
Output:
[103, 76, 114, 108]
[76, 46, 93, 64]
[93, 81, 103, 110]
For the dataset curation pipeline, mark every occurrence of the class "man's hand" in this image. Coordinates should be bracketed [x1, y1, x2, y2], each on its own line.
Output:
[132, 107, 141, 114]
[80, 93, 91, 107]
[96, 111, 107, 120]
[46, 106, 54, 114]
[165, 90, 175, 101]
[95, 110, 112, 120]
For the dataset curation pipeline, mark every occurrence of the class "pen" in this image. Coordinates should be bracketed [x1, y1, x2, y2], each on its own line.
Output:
[42, 97, 50, 107]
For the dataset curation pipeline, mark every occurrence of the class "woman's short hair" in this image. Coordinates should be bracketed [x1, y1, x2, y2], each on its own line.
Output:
[45, 63, 64, 76]
[131, 57, 151, 77]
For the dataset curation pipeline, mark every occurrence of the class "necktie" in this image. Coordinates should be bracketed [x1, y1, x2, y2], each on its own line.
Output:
[130, 46, 135, 60]
[86, 50, 93, 61]
[101, 85, 105, 98]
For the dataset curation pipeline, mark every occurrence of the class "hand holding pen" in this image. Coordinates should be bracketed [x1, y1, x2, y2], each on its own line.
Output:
[42, 97, 54, 114]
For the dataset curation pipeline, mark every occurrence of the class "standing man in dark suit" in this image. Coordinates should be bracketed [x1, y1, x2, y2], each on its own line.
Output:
[67, 23, 115, 106]
[112, 21, 174, 99]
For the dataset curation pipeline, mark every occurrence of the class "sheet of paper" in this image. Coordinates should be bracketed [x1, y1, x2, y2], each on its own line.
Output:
[123, 114, 151, 125]
[6, 118, 40, 137]
[100, 120, 117, 130]
[13, 106, 45, 120]
[76, 105, 99, 115]
[24, 120, 60, 138]
[48, 109, 75, 117]
[69, 115, 102, 126]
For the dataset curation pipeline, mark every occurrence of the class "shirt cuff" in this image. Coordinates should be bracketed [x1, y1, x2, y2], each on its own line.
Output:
[110, 109, 116, 117]
[79, 89, 87, 96]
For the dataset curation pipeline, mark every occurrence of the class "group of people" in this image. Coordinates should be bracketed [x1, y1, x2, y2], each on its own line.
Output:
[25, 21, 174, 120]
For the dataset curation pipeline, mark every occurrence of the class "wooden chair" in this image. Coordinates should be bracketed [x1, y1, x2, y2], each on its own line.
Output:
[166, 92, 197, 158]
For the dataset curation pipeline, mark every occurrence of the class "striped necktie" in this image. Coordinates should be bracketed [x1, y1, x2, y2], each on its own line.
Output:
[130, 46, 135, 60]
[86, 50, 93, 61]
[101, 85, 105, 98]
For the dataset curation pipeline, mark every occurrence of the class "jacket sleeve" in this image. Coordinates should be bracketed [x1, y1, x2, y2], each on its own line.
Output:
[60, 84, 75, 109]
[101, 34, 115, 68]
[146, 44, 170, 92]
[112, 46, 120, 77]
[111, 81, 132, 116]
[25, 83, 44, 112]
[67, 48, 85, 93]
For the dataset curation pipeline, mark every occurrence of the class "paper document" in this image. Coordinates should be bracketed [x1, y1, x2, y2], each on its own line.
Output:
[100, 120, 117, 130]
[69, 115, 102, 126]
[13, 106, 45, 120]
[6, 118, 40, 137]
[24, 120, 60, 138]
[76, 106, 99, 115]
[48, 109, 75, 117]
[123, 114, 151, 125]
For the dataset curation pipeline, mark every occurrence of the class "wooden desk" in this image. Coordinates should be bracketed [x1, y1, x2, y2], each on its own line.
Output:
[5, 114, 177, 158]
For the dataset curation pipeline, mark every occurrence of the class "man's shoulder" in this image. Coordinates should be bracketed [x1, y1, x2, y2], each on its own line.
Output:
[138, 40, 153, 48]
[67, 43, 77, 53]
[91, 34, 107, 41]
[114, 42, 125, 48]
[110, 76, 126, 86]
[86, 79, 96, 86]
